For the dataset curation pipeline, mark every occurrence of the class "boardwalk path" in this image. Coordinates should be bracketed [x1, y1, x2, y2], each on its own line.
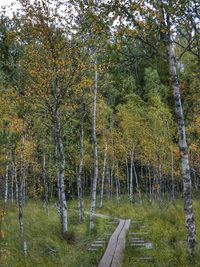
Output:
[82, 211, 131, 267]
[98, 219, 131, 267]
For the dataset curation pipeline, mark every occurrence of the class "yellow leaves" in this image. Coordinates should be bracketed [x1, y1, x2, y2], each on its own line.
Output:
[131, 3, 140, 11]
[10, 118, 23, 133]
[0, 231, 5, 238]
[0, 208, 6, 219]
[132, 29, 140, 38]
[0, 249, 11, 260]
[195, 115, 200, 132]
[145, 24, 151, 30]
[143, 32, 147, 39]
[24, 140, 36, 163]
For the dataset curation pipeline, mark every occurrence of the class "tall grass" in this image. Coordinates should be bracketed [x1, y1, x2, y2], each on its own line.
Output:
[98, 196, 200, 267]
[2, 196, 200, 266]
[1, 200, 113, 267]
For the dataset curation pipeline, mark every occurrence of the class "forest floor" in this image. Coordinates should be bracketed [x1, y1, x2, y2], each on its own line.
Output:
[1, 196, 200, 267]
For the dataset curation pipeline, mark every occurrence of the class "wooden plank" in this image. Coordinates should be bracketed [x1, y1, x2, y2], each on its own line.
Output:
[98, 220, 125, 267]
[94, 240, 106, 244]
[91, 244, 104, 247]
[111, 219, 131, 267]
[129, 237, 144, 241]
[129, 232, 148, 235]
[88, 248, 97, 251]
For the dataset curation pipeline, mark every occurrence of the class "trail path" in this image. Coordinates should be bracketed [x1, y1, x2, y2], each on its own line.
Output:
[84, 210, 131, 266]
[98, 219, 131, 267]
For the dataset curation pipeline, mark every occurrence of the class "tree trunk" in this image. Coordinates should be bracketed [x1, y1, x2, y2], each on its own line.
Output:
[90, 57, 98, 230]
[126, 158, 129, 196]
[107, 166, 111, 199]
[55, 110, 68, 234]
[148, 166, 152, 203]
[110, 167, 113, 200]
[77, 111, 85, 223]
[115, 162, 120, 202]
[55, 144, 60, 203]
[13, 150, 18, 204]
[171, 146, 175, 200]
[166, 38, 196, 255]
[43, 153, 49, 215]
[18, 128, 27, 256]
[133, 161, 142, 204]
[19, 137, 24, 234]
[10, 151, 14, 203]
[129, 146, 134, 204]
[99, 140, 108, 208]
[4, 147, 9, 203]
[22, 163, 26, 204]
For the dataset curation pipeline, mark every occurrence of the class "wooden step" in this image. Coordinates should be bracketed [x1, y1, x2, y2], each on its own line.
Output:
[130, 240, 145, 243]
[129, 237, 144, 241]
[131, 242, 153, 249]
[94, 241, 106, 244]
[129, 232, 148, 235]
[91, 243, 104, 247]
[88, 248, 97, 251]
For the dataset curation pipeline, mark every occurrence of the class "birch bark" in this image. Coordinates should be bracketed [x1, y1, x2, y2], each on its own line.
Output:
[99, 140, 108, 208]
[89, 57, 98, 230]
[4, 147, 9, 203]
[43, 153, 49, 215]
[129, 146, 134, 204]
[166, 39, 196, 254]
[55, 110, 68, 233]
[77, 110, 85, 223]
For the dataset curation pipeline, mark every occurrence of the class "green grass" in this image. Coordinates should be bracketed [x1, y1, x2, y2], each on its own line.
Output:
[1, 200, 115, 267]
[1, 196, 200, 267]
[97, 196, 200, 267]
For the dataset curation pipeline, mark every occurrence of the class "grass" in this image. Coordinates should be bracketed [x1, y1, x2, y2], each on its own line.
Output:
[1, 200, 115, 267]
[97, 196, 200, 267]
[1, 196, 200, 266]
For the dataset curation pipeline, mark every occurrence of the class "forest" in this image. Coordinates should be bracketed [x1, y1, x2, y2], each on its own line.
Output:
[0, 0, 199, 266]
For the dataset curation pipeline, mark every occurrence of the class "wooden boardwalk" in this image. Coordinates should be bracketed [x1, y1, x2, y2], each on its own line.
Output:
[98, 219, 131, 267]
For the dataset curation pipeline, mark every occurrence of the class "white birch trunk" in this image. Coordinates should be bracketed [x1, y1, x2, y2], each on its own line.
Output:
[4, 147, 9, 203]
[115, 162, 120, 201]
[77, 112, 85, 223]
[89, 57, 98, 230]
[43, 153, 49, 215]
[55, 110, 68, 234]
[126, 158, 129, 195]
[19, 133, 25, 234]
[19, 128, 27, 256]
[13, 150, 18, 204]
[11, 151, 14, 203]
[99, 140, 108, 208]
[129, 146, 134, 204]
[171, 146, 175, 200]
[148, 166, 152, 202]
[133, 162, 142, 204]
[166, 40, 196, 254]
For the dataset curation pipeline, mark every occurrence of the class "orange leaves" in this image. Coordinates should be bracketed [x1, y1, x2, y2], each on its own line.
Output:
[175, 150, 180, 160]
[9, 118, 23, 133]
[195, 115, 200, 133]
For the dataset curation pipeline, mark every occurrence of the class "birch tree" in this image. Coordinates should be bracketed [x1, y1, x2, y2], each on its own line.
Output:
[109, 0, 197, 255]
